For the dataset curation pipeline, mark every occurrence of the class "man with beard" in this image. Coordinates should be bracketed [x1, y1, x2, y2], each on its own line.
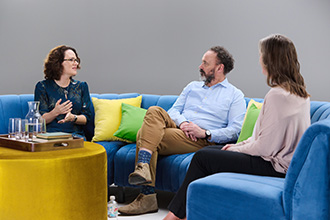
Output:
[118, 46, 246, 216]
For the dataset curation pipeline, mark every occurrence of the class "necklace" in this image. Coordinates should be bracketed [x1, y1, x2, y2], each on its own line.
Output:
[55, 79, 71, 99]
[63, 89, 68, 99]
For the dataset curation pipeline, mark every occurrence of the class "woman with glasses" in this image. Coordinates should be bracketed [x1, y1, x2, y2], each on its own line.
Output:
[163, 34, 311, 220]
[34, 45, 92, 139]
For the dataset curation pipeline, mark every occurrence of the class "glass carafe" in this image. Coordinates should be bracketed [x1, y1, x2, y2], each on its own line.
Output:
[25, 101, 46, 139]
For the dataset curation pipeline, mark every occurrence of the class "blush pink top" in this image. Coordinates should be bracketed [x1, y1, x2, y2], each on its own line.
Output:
[228, 87, 310, 173]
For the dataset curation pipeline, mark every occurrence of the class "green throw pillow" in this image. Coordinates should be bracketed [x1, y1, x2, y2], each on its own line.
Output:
[237, 103, 261, 143]
[113, 103, 147, 142]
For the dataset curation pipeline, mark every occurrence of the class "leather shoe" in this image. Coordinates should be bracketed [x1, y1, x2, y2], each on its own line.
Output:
[129, 162, 152, 185]
[118, 193, 158, 215]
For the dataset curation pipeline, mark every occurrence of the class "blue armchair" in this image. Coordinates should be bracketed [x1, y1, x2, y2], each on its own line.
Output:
[187, 101, 330, 220]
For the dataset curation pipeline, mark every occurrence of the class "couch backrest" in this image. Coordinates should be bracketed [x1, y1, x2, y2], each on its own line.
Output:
[310, 101, 330, 123]
[0, 94, 329, 137]
[0, 94, 34, 134]
[89, 93, 178, 110]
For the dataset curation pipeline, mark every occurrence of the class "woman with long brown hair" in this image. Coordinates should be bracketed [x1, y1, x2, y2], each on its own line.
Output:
[163, 34, 311, 220]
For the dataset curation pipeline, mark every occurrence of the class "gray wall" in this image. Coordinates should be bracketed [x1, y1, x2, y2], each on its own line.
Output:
[1, 0, 329, 101]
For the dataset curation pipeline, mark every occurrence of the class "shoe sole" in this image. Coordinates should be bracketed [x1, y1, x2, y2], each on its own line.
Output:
[119, 209, 158, 216]
[128, 174, 152, 185]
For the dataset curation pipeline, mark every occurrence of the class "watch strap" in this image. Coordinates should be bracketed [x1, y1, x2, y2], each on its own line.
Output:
[73, 115, 78, 122]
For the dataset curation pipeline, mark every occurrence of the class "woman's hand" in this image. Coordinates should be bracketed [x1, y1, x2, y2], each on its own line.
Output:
[53, 99, 72, 116]
[222, 144, 234, 151]
[58, 112, 75, 124]
[42, 99, 73, 124]
[53, 99, 74, 124]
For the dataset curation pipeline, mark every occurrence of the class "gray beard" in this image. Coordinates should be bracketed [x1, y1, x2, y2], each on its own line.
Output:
[200, 73, 215, 85]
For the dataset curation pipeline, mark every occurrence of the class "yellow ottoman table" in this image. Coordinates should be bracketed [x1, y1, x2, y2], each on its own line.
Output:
[0, 141, 107, 220]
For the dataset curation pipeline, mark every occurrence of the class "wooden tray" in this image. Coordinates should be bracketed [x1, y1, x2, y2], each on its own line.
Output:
[0, 135, 84, 152]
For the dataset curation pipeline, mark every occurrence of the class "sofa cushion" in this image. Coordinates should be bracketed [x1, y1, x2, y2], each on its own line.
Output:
[140, 94, 178, 111]
[91, 96, 142, 142]
[187, 173, 286, 220]
[113, 103, 147, 142]
[113, 143, 138, 185]
[95, 141, 127, 184]
[155, 153, 194, 191]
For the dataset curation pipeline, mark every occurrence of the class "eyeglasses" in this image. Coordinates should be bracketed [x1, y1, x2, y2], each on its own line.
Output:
[63, 58, 79, 64]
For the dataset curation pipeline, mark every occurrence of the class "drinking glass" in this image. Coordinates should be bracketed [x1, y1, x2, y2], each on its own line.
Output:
[8, 118, 16, 139]
[27, 118, 46, 140]
[21, 119, 29, 141]
[41, 117, 46, 133]
[8, 118, 23, 140]
[14, 118, 22, 140]
[27, 119, 36, 140]
[34, 118, 46, 134]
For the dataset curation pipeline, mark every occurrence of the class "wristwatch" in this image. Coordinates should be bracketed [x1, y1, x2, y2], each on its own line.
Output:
[205, 130, 211, 139]
[73, 115, 78, 122]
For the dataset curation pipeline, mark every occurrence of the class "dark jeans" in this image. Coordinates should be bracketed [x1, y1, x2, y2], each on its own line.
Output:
[168, 145, 286, 219]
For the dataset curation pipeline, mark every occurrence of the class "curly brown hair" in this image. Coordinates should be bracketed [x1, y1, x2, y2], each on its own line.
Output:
[259, 34, 309, 98]
[209, 46, 234, 75]
[43, 45, 81, 80]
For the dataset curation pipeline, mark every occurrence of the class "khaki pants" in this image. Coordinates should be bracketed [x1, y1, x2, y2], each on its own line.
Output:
[135, 106, 216, 186]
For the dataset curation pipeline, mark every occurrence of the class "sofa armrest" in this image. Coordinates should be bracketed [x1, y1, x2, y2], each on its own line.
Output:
[283, 119, 330, 220]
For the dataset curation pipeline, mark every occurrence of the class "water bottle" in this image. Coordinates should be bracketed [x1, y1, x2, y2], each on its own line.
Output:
[107, 195, 118, 219]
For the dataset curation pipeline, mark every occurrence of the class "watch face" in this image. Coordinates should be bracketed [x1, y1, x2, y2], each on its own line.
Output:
[206, 130, 211, 136]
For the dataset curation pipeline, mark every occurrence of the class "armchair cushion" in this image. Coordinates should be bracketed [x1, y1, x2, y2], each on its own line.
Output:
[187, 173, 286, 220]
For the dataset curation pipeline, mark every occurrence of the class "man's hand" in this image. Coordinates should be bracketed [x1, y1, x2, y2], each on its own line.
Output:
[180, 121, 205, 142]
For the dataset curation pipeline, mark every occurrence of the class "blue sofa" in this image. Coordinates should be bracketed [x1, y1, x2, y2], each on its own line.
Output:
[0, 93, 188, 193]
[1, 93, 330, 219]
[187, 101, 330, 220]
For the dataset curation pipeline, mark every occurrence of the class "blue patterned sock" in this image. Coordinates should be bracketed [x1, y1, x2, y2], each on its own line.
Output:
[141, 185, 155, 195]
[137, 150, 152, 164]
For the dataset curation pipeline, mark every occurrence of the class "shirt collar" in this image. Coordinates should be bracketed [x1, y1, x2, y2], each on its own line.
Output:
[202, 78, 229, 89]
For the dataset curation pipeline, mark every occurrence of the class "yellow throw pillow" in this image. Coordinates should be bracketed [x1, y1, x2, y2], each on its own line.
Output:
[92, 96, 142, 142]
[243, 99, 263, 122]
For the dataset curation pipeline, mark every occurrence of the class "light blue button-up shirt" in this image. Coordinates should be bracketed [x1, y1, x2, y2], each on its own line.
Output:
[167, 79, 246, 143]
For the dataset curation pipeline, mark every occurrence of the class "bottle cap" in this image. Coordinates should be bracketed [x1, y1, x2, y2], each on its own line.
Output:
[110, 195, 115, 200]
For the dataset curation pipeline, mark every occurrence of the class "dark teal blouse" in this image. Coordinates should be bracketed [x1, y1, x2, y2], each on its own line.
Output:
[34, 79, 92, 136]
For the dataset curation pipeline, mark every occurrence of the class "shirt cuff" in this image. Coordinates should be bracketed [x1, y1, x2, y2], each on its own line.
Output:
[174, 116, 188, 127]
